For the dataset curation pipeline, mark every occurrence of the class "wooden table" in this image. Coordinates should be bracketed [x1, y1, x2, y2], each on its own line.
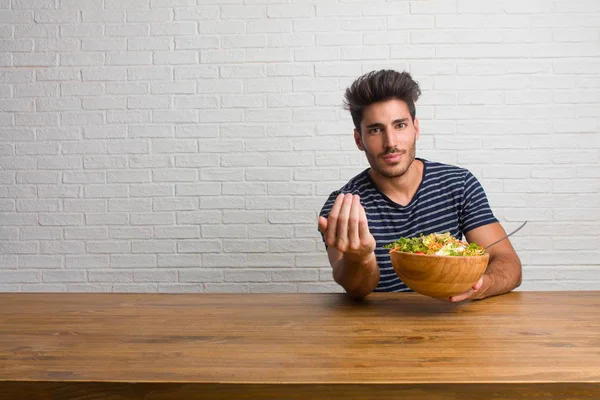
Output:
[1, 291, 599, 399]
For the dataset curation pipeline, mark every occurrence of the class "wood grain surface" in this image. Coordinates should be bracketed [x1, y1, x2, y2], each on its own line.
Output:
[1, 291, 599, 399]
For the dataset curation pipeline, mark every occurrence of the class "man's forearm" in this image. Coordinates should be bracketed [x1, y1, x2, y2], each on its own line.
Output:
[333, 252, 379, 299]
[478, 254, 522, 299]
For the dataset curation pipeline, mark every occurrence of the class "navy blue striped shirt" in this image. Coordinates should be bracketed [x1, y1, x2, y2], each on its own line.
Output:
[319, 158, 498, 292]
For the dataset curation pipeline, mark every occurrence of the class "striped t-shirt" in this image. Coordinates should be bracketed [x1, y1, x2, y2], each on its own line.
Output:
[318, 158, 498, 292]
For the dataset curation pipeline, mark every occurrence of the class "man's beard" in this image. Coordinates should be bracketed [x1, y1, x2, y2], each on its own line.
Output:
[366, 138, 417, 179]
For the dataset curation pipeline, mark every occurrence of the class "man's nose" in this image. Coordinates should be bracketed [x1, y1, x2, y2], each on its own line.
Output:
[382, 127, 397, 148]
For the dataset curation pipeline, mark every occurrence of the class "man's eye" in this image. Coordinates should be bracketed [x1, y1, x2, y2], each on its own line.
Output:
[396, 123, 406, 129]
[369, 128, 381, 134]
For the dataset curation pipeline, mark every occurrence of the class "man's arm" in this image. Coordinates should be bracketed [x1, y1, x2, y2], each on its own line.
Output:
[449, 222, 522, 302]
[326, 247, 379, 299]
[318, 193, 379, 299]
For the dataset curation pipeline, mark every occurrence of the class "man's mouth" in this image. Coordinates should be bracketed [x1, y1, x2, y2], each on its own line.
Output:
[382, 151, 405, 163]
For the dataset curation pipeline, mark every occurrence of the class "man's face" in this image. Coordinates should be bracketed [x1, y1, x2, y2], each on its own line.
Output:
[354, 99, 420, 179]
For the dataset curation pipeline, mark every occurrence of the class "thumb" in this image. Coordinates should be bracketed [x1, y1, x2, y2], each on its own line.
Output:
[472, 277, 484, 291]
[318, 216, 327, 233]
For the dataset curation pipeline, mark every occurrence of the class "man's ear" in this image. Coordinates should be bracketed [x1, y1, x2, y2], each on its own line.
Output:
[414, 117, 420, 141]
[354, 128, 364, 151]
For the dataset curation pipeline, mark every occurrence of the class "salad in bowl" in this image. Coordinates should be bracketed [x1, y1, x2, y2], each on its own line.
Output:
[384, 232, 486, 257]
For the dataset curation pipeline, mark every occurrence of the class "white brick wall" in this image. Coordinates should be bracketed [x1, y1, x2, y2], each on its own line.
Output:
[1, 1, 599, 293]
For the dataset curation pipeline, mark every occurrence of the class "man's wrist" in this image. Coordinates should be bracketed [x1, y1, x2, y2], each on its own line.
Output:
[343, 251, 376, 266]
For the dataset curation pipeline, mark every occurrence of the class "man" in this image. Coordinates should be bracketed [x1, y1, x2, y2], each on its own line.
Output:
[318, 69, 522, 302]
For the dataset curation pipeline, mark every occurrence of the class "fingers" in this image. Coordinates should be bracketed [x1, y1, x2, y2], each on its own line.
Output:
[322, 193, 373, 255]
[317, 216, 327, 234]
[324, 193, 344, 247]
[449, 292, 471, 303]
[348, 195, 360, 250]
[358, 201, 370, 241]
[335, 194, 354, 251]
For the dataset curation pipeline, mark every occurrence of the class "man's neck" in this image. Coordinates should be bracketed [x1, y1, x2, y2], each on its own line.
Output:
[368, 159, 424, 207]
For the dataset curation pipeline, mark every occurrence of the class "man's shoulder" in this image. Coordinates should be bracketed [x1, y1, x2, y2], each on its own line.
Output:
[422, 158, 472, 182]
[329, 168, 372, 196]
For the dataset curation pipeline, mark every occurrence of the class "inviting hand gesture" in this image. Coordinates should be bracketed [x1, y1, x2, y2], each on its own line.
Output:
[318, 193, 376, 261]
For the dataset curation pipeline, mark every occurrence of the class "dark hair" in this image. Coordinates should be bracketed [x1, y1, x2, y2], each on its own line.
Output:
[343, 69, 422, 131]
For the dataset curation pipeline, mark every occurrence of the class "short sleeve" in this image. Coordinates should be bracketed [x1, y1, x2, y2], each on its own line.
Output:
[460, 171, 498, 234]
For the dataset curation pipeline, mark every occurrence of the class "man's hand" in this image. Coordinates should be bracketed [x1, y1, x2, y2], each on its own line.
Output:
[433, 276, 484, 303]
[318, 193, 376, 260]
[318, 193, 379, 298]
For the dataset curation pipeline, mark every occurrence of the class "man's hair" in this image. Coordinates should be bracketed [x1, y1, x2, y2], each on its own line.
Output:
[343, 69, 422, 131]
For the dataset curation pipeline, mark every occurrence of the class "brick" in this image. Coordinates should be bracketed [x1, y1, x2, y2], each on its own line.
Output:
[224, 269, 270, 283]
[111, 255, 156, 268]
[21, 284, 67, 292]
[16, 171, 60, 184]
[154, 226, 199, 239]
[134, 269, 177, 283]
[158, 254, 201, 268]
[153, 110, 198, 123]
[174, 6, 218, 20]
[201, 49, 244, 63]
[132, 240, 175, 253]
[43, 270, 86, 283]
[126, 9, 169, 22]
[153, 197, 198, 211]
[269, 211, 315, 224]
[153, 169, 197, 182]
[0, 271, 39, 283]
[296, 254, 329, 268]
[131, 212, 174, 225]
[109, 198, 152, 212]
[175, 125, 218, 138]
[202, 225, 247, 239]
[67, 284, 112, 292]
[248, 225, 293, 239]
[179, 268, 223, 282]
[271, 269, 318, 282]
[88, 270, 133, 283]
[14, 83, 59, 97]
[63, 171, 106, 184]
[86, 213, 129, 225]
[0, 156, 36, 170]
[16, 199, 60, 212]
[0, 227, 19, 240]
[14, 113, 59, 129]
[129, 155, 171, 169]
[84, 184, 128, 198]
[87, 241, 130, 254]
[107, 170, 151, 183]
[200, 196, 244, 210]
[247, 254, 294, 267]
[154, 51, 198, 65]
[221, 95, 265, 108]
[177, 240, 221, 253]
[131, 183, 174, 197]
[110, 227, 153, 239]
[14, 24, 56, 37]
[176, 183, 220, 196]
[223, 240, 267, 253]
[0, 199, 15, 211]
[65, 228, 107, 240]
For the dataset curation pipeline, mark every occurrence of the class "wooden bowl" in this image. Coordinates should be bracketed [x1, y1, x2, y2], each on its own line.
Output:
[389, 250, 489, 298]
